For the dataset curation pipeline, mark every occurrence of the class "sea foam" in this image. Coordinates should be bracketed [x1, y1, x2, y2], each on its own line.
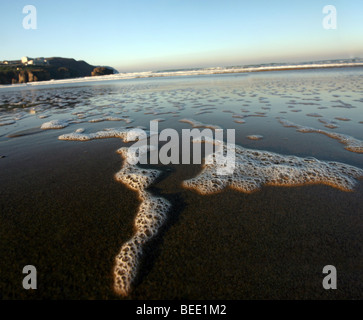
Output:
[57, 121, 363, 296]
[40, 119, 70, 129]
[183, 142, 363, 194]
[247, 135, 263, 141]
[113, 148, 171, 296]
[58, 128, 171, 296]
[277, 117, 363, 153]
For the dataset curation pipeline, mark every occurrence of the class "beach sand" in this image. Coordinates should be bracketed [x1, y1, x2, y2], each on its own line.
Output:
[1, 139, 362, 299]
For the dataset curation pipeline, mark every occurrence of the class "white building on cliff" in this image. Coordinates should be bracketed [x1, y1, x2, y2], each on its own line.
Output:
[21, 56, 48, 66]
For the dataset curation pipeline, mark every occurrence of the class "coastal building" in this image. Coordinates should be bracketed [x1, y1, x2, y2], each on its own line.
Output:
[21, 56, 30, 64]
[3, 60, 21, 65]
[21, 56, 48, 66]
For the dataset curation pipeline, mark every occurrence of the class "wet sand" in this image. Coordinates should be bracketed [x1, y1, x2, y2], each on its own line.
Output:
[0, 138, 138, 299]
[1, 69, 362, 299]
[133, 174, 363, 299]
[1, 139, 362, 299]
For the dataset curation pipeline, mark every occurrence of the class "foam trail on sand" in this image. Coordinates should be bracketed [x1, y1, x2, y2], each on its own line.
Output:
[277, 117, 363, 153]
[41, 119, 70, 129]
[58, 127, 138, 142]
[113, 148, 171, 296]
[58, 128, 171, 296]
[318, 118, 339, 129]
[183, 142, 363, 194]
[88, 116, 133, 124]
[306, 113, 323, 118]
[247, 135, 263, 141]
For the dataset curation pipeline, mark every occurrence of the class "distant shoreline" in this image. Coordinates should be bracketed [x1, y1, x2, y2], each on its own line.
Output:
[1, 62, 363, 89]
[0, 57, 117, 86]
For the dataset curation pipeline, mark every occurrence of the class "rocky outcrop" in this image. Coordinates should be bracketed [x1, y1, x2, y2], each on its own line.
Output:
[0, 70, 17, 85]
[57, 67, 71, 78]
[14, 70, 51, 84]
[91, 67, 114, 76]
[28, 69, 51, 82]
[0, 57, 117, 84]
[45, 57, 95, 77]
[18, 71, 28, 83]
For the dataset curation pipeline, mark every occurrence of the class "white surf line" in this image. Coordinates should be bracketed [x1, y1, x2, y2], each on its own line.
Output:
[2, 61, 363, 89]
[183, 139, 363, 194]
[277, 117, 363, 153]
[58, 128, 171, 296]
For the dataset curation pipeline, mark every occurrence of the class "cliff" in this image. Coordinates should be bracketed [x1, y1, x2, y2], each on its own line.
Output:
[0, 57, 117, 84]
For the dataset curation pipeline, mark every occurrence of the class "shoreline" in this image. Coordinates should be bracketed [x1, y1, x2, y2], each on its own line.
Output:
[1, 63, 363, 90]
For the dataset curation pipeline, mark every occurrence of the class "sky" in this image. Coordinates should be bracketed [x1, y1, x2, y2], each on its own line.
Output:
[0, 0, 362, 72]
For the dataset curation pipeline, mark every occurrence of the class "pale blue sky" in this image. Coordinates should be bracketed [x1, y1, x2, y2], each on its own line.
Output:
[1, 0, 362, 71]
